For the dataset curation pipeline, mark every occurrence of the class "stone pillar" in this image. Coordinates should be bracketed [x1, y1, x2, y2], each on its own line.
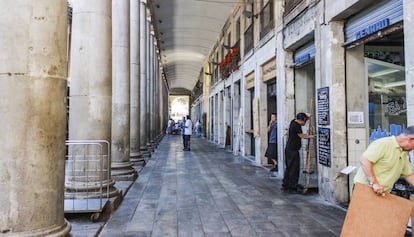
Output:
[156, 58, 162, 140]
[130, 0, 142, 162]
[140, 1, 150, 157]
[0, 1, 70, 236]
[151, 39, 157, 145]
[146, 26, 154, 152]
[404, 0, 414, 126]
[318, 21, 348, 204]
[66, 0, 119, 198]
[111, 0, 137, 180]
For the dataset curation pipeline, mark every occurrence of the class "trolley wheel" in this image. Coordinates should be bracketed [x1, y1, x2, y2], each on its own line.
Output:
[90, 213, 100, 222]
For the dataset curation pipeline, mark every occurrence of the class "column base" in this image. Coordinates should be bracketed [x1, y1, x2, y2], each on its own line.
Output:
[140, 146, 151, 158]
[111, 162, 138, 181]
[65, 179, 120, 199]
[147, 142, 154, 152]
[2, 219, 71, 237]
[130, 151, 144, 165]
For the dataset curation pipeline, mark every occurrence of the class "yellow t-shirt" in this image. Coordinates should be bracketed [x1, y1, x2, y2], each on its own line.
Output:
[353, 136, 412, 192]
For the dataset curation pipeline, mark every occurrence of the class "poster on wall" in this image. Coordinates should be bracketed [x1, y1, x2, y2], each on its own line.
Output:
[317, 87, 330, 126]
[318, 127, 331, 167]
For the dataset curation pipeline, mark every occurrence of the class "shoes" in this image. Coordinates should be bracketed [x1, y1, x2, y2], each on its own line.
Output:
[287, 189, 301, 194]
[281, 186, 300, 194]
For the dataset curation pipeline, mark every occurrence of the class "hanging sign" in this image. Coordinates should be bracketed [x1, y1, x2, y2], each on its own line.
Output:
[261, 58, 276, 82]
[245, 71, 255, 90]
[317, 87, 330, 126]
[318, 127, 331, 167]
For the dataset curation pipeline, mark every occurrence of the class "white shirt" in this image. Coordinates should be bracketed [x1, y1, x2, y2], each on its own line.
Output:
[184, 119, 193, 135]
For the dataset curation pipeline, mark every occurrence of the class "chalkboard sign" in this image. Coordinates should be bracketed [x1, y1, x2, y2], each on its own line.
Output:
[317, 87, 329, 126]
[318, 127, 331, 167]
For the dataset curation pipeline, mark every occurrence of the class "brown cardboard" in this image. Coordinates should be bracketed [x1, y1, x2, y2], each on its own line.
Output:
[341, 183, 414, 237]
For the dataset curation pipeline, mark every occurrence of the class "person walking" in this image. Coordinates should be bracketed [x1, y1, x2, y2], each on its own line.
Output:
[265, 113, 278, 172]
[195, 120, 201, 137]
[183, 115, 193, 151]
[353, 126, 414, 196]
[180, 117, 186, 148]
[282, 112, 314, 193]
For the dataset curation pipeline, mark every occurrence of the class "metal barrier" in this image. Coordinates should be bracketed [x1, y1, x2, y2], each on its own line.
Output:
[64, 140, 111, 221]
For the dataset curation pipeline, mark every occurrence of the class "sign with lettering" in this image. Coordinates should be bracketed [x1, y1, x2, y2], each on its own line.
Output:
[283, 7, 317, 48]
[261, 58, 276, 82]
[245, 71, 255, 90]
[317, 87, 329, 126]
[294, 54, 310, 67]
[318, 127, 331, 167]
[355, 18, 390, 40]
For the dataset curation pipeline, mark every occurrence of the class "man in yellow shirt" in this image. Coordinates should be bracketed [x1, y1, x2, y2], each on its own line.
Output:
[354, 126, 414, 195]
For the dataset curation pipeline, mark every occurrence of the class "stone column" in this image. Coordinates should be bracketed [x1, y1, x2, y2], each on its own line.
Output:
[130, 0, 142, 162]
[318, 21, 348, 203]
[404, 0, 414, 126]
[111, 0, 137, 180]
[66, 0, 119, 198]
[140, 1, 150, 157]
[0, 1, 70, 236]
[150, 38, 157, 145]
[156, 58, 162, 141]
[146, 26, 154, 152]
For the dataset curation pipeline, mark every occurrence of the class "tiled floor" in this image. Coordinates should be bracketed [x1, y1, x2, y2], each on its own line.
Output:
[99, 135, 346, 237]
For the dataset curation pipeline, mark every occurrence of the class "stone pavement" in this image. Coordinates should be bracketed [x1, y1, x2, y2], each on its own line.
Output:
[98, 135, 346, 237]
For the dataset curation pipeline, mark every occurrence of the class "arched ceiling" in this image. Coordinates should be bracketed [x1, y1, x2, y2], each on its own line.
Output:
[149, 0, 239, 95]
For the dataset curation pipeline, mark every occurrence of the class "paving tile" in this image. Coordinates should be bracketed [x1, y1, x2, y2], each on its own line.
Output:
[95, 136, 346, 237]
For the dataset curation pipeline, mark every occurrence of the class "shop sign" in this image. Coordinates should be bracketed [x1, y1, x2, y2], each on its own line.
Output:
[344, 0, 403, 44]
[317, 87, 329, 126]
[294, 43, 315, 67]
[355, 19, 389, 40]
[318, 127, 331, 167]
[284, 7, 317, 42]
[261, 58, 276, 82]
[245, 72, 255, 90]
[294, 54, 310, 67]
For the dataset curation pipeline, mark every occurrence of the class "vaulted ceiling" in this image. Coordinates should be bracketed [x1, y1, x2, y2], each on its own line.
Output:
[149, 0, 239, 95]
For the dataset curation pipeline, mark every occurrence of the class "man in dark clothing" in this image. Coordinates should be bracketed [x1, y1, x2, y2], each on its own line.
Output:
[282, 112, 314, 193]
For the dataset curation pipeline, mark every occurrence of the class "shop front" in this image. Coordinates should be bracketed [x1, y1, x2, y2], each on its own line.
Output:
[294, 42, 318, 192]
[245, 71, 255, 158]
[345, 0, 406, 189]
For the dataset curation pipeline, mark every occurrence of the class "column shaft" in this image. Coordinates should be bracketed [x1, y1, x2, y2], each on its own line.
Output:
[130, 0, 142, 160]
[111, 0, 136, 180]
[67, 0, 119, 198]
[139, 2, 150, 157]
[0, 0, 70, 235]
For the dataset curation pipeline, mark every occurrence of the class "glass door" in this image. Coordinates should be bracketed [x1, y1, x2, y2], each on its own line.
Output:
[366, 58, 406, 139]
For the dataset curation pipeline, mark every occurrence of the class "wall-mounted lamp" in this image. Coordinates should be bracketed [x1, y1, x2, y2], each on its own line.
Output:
[223, 44, 232, 50]
[242, 10, 258, 19]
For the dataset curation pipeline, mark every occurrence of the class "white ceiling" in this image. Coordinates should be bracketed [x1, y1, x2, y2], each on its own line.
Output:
[150, 0, 239, 94]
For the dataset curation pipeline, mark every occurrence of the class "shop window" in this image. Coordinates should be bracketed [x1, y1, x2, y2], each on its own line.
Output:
[244, 25, 254, 53]
[235, 18, 241, 45]
[260, 0, 274, 39]
[367, 58, 406, 138]
[284, 0, 304, 17]
[244, 4, 254, 53]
